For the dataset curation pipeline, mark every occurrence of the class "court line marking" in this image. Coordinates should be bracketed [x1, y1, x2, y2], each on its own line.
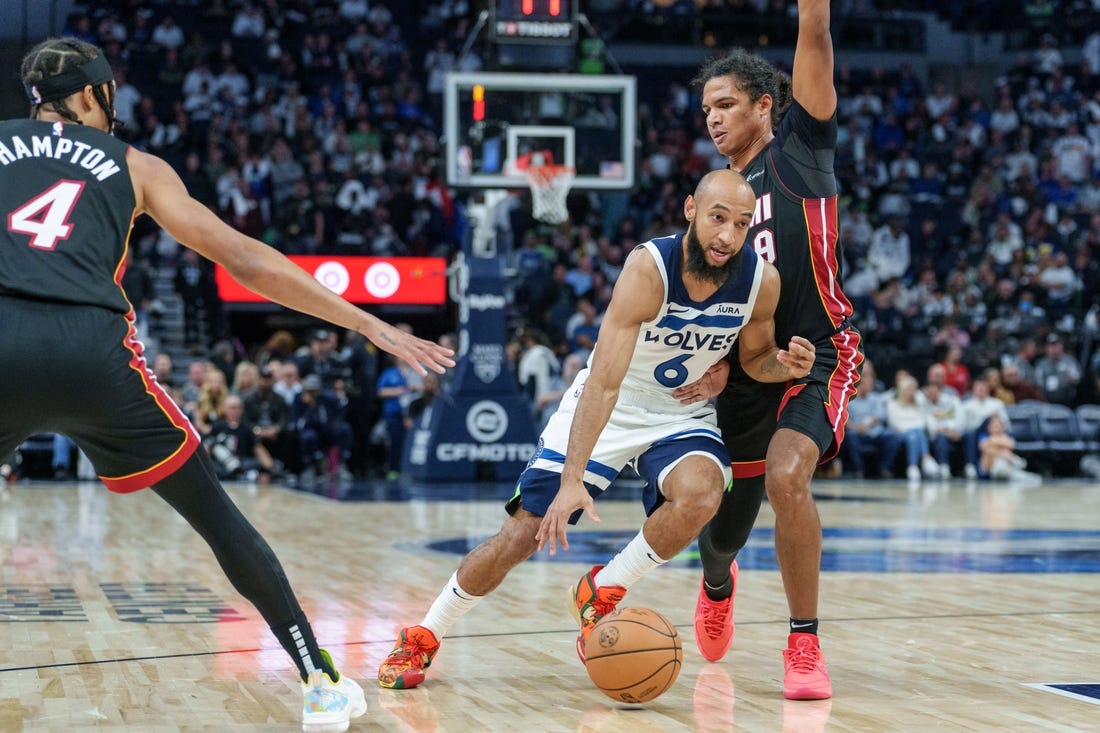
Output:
[4, 607, 1099, 674]
[1022, 683, 1100, 707]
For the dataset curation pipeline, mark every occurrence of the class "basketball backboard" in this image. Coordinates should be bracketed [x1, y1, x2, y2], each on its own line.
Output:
[444, 72, 635, 190]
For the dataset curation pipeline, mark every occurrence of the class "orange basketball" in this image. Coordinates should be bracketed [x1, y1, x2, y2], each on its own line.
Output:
[584, 606, 682, 703]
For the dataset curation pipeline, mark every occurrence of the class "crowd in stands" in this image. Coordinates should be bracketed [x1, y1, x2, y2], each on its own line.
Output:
[4, 0, 1099, 483]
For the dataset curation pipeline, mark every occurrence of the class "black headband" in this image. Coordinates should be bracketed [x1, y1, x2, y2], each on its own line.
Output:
[24, 53, 114, 105]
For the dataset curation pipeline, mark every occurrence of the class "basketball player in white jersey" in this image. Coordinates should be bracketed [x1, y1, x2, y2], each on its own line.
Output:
[379, 169, 816, 688]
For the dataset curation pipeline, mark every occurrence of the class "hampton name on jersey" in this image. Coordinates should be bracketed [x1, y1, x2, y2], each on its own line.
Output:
[615, 232, 764, 414]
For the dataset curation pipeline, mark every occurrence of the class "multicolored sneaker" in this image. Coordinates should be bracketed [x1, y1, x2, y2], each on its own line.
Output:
[377, 625, 440, 690]
[694, 560, 738, 662]
[782, 633, 832, 700]
[301, 650, 367, 733]
[569, 565, 625, 664]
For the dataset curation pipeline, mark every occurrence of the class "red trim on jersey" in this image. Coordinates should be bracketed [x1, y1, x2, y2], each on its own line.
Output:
[100, 316, 200, 493]
[730, 459, 766, 479]
[802, 196, 852, 330]
[819, 327, 864, 462]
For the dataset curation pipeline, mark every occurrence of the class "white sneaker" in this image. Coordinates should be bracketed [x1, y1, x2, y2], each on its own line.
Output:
[964, 463, 978, 480]
[939, 464, 951, 480]
[906, 465, 921, 482]
[920, 455, 939, 478]
[302, 656, 367, 733]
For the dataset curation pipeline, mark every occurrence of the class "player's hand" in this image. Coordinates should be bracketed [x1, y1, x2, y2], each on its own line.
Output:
[671, 360, 730, 405]
[775, 336, 815, 378]
[536, 479, 600, 556]
[383, 331, 456, 377]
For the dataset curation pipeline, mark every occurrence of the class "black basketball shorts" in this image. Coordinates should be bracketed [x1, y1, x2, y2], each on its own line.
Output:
[0, 297, 200, 491]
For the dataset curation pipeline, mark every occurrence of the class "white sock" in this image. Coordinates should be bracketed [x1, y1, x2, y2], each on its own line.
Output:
[420, 571, 483, 638]
[595, 530, 668, 590]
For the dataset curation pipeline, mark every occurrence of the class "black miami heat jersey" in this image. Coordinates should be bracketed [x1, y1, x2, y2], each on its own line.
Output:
[0, 118, 135, 313]
[739, 100, 851, 350]
[719, 100, 863, 470]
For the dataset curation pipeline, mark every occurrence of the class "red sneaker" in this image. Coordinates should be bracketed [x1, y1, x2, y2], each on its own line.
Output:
[782, 633, 832, 700]
[377, 625, 440, 690]
[694, 560, 738, 662]
[570, 565, 625, 663]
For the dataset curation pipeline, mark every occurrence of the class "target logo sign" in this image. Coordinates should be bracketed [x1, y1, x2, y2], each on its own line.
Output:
[465, 401, 508, 443]
[365, 262, 400, 299]
[313, 261, 351, 295]
[215, 256, 446, 305]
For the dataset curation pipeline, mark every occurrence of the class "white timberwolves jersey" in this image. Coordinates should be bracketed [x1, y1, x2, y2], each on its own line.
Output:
[616, 233, 764, 413]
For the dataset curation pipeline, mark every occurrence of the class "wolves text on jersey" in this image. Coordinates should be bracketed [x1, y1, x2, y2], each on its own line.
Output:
[642, 328, 740, 353]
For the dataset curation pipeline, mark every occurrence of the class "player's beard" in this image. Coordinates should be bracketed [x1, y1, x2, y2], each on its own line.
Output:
[685, 221, 741, 286]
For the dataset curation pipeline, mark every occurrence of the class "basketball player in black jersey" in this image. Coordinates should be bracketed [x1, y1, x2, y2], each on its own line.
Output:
[1, 38, 453, 732]
[689, 0, 863, 701]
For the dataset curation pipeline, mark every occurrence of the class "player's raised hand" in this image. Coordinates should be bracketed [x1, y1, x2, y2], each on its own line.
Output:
[375, 328, 455, 376]
[775, 336, 815, 378]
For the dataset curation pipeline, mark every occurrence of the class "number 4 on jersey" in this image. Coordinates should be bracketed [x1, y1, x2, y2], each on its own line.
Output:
[7, 180, 86, 251]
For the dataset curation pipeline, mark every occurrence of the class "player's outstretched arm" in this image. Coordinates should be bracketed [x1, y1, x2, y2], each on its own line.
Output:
[129, 150, 454, 376]
[536, 249, 663, 555]
[792, 0, 837, 121]
[737, 266, 815, 382]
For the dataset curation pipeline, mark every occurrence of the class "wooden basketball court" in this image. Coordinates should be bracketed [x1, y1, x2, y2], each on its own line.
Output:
[3, 475, 1098, 731]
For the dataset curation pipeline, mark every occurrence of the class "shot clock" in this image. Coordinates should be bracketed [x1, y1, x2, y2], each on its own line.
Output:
[490, 0, 578, 44]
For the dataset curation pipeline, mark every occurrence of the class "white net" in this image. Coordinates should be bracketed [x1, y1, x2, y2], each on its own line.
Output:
[524, 165, 575, 224]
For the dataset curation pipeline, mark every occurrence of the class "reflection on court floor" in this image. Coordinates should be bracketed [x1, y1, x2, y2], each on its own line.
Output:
[2, 477, 1099, 731]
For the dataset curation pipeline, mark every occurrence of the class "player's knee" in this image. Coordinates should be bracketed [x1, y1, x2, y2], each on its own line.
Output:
[669, 475, 724, 522]
[765, 465, 813, 506]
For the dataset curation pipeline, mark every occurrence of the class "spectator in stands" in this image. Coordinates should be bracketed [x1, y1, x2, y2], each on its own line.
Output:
[840, 360, 897, 479]
[205, 394, 277, 482]
[152, 353, 176, 390]
[866, 215, 912, 285]
[978, 413, 1040, 483]
[516, 328, 560, 403]
[984, 366, 1016, 406]
[194, 366, 230, 436]
[231, 2, 268, 39]
[564, 296, 602, 363]
[931, 318, 971, 353]
[180, 360, 207, 414]
[530, 352, 585, 434]
[274, 359, 303, 407]
[1001, 361, 1045, 403]
[152, 15, 185, 51]
[1034, 332, 1082, 405]
[935, 343, 972, 396]
[1036, 250, 1081, 325]
[405, 372, 440, 431]
[244, 363, 295, 474]
[174, 249, 220, 352]
[296, 329, 349, 389]
[886, 375, 939, 483]
[232, 361, 262, 400]
[921, 380, 964, 479]
[377, 353, 410, 480]
[960, 377, 1009, 479]
[292, 374, 352, 480]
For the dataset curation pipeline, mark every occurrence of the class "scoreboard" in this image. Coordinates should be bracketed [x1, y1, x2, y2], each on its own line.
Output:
[490, 0, 578, 44]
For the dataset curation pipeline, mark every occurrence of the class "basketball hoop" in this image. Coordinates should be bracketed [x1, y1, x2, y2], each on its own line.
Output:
[523, 164, 575, 224]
